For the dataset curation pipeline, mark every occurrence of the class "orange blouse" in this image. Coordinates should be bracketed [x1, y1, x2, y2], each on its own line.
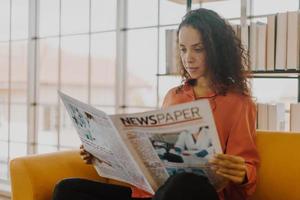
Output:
[132, 83, 260, 200]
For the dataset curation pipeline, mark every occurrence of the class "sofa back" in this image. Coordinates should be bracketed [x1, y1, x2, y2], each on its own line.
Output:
[251, 131, 300, 200]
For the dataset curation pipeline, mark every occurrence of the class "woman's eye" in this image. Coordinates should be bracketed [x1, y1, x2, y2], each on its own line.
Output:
[179, 48, 186, 53]
[195, 48, 204, 52]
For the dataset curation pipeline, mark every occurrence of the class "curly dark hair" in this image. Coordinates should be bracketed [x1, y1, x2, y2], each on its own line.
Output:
[176, 8, 251, 96]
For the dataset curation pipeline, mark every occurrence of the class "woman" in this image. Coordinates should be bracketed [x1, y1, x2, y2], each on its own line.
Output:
[53, 8, 259, 200]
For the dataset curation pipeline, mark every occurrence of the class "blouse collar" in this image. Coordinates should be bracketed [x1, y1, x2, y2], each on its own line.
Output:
[182, 81, 217, 100]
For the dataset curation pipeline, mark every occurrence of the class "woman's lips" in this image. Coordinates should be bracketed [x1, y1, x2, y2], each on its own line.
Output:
[186, 67, 199, 73]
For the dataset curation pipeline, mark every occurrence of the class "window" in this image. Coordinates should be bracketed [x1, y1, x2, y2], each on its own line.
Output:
[0, 0, 299, 189]
[91, 32, 116, 106]
[127, 28, 158, 107]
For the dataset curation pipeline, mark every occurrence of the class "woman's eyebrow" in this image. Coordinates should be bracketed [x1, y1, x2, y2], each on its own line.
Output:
[192, 43, 203, 47]
[179, 42, 203, 47]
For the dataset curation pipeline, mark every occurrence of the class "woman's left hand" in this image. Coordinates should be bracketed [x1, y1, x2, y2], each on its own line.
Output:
[209, 154, 247, 185]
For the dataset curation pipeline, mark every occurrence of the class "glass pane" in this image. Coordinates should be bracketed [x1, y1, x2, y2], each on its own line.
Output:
[160, 0, 186, 25]
[37, 144, 58, 154]
[38, 38, 59, 145]
[11, 0, 28, 40]
[37, 104, 58, 145]
[0, 0, 10, 41]
[10, 104, 27, 142]
[158, 76, 181, 107]
[10, 41, 27, 143]
[0, 160, 8, 180]
[252, 78, 298, 103]
[0, 100, 9, 141]
[127, 0, 158, 28]
[38, 38, 59, 104]
[39, 0, 60, 37]
[11, 41, 27, 103]
[251, 0, 298, 16]
[0, 43, 9, 140]
[127, 28, 158, 107]
[61, 35, 89, 102]
[202, 0, 241, 19]
[159, 25, 178, 74]
[9, 142, 27, 158]
[123, 107, 157, 114]
[94, 106, 115, 115]
[91, 32, 116, 106]
[61, 0, 89, 35]
[60, 146, 77, 151]
[0, 142, 8, 164]
[0, 96, 8, 141]
[0, 43, 9, 85]
[91, 0, 117, 32]
[191, 3, 201, 10]
[59, 103, 82, 148]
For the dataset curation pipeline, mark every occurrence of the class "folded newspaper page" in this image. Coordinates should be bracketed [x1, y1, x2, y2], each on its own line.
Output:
[59, 91, 226, 195]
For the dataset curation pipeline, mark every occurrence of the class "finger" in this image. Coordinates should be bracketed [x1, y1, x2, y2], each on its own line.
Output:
[80, 150, 89, 155]
[210, 158, 246, 171]
[217, 167, 246, 178]
[215, 154, 245, 164]
[82, 154, 93, 160]
[216, 170, 245, 184]
[84, 159, 93, 164]
[80, 148, 91, 155]
[80, 144, 84, 149]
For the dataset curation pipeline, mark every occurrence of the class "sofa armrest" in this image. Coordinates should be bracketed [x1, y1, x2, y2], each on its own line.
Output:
[9, 150, 106, 200]
[251, 131, 300, 200]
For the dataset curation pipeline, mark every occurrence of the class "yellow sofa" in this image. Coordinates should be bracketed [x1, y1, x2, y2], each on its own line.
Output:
[9, 131, 300, 200]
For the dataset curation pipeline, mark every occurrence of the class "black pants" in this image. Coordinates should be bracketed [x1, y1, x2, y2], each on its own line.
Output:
[52, 173, 219, 200]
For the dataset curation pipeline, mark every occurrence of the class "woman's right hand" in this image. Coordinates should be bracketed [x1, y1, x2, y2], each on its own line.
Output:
[80, 144, 94, 164]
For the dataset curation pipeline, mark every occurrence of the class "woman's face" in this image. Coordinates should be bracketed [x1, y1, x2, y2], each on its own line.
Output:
[178, 26, 207, 80]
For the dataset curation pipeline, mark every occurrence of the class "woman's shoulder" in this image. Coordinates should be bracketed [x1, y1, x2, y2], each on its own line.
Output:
[223, 91, 254, 101]
[162, 84, 194, 108]
[219, 92, 256, 108]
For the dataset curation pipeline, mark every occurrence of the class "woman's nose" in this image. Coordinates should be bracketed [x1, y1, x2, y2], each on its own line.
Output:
[186, 52, 194, 63]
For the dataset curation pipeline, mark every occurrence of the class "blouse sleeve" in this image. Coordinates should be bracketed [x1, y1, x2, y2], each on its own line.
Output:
[225, 98, 260, 198]
[162, 89, 174, 109]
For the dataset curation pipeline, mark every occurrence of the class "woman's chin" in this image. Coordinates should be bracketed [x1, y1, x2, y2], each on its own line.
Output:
[189, 74, 204, 80]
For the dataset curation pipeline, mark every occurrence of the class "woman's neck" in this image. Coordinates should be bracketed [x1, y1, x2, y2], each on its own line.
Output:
[192, 77, 212, 98]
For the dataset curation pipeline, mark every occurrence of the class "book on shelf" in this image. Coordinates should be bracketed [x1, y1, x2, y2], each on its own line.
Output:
[275, 12, 288, 70]
[231, 23, 241, 39]
[249, 22, 258, 70]
[268, 103, 285, 131]
[266, 14, 276, 71]
[59, 91, 227, 195]
[165, 29, 178, 74]
[256, 22, 267, 71]
[257, 103, 268, 130]
[168, 0, 225, 4]
[290, 103, 300, 132]
[257, 102, 286, 131]
[287, 11, 300, 70]
[164, 11, 300, 74]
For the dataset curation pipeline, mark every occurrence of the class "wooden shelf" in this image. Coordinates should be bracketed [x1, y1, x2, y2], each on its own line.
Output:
[252, 70, 300, 74]
[168, 0, 226, 4]
[251, 70, 300, 78]
[157, 73, 179, 76]
[158, 70, 300, 78]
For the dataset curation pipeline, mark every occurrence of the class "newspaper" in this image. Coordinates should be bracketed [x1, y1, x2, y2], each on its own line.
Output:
[59, 91, 226, 195]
